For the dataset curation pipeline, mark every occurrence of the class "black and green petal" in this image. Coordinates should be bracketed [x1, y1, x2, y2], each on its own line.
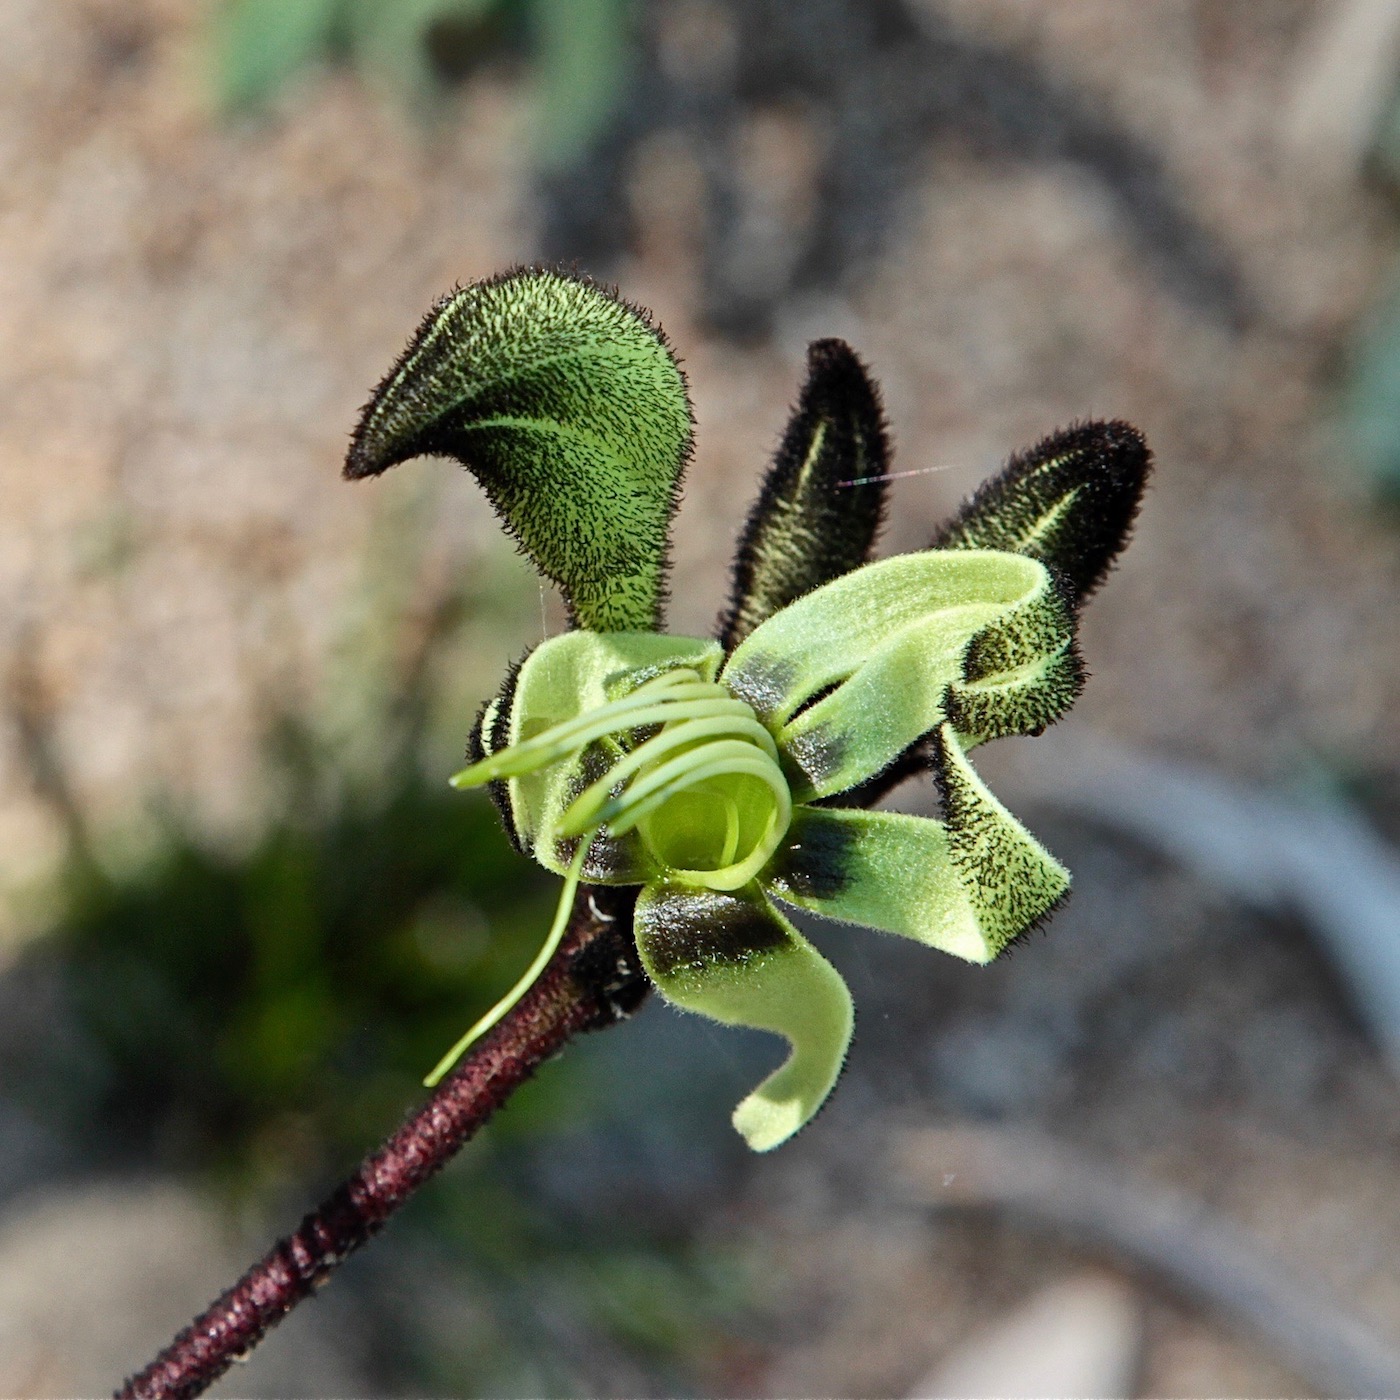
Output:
[723, 550, 1073, 800]
[765, 784, 1068, 964]
[931, 419, 1151, 607]
[633, 882, 854, 1152]
[720, 339, 890, 649]
[468, 653, 526, 852]
[346, 267, 694, 632]
[928, 723, 1070, 948]
[945, 571, 1084, 743]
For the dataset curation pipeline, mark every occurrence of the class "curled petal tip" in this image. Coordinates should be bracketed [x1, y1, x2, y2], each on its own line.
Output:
[932, 418, 1152, 606]
[635, 884, 853, 1151]
[342, 267, 694, 632]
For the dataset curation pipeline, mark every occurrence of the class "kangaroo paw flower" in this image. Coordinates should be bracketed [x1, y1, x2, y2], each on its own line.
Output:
[349, 268, 1152, 1149]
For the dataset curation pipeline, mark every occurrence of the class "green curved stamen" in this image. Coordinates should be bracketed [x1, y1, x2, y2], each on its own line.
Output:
[450, 669, 726, 788]
[435, 659, 798, 1085]
[423, 840, 589, 1087]
[558, 709, 780, 836]
[454, 663, 793, 891]
[603, 741, 791, 889]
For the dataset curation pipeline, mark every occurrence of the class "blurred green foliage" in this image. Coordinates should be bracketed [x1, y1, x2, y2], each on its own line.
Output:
[1343, 271, 1400, 504]
[215, 0, 344, 111]
[1, 476, 749, 1387]
[10, 736, 749, 1389]
[404, 1195, 750, 1394]
[18, 746, 746, 1386]
[27, 752, 560, 1188]
[11, 472, 563, 1189]
[211, 0, 634, 170]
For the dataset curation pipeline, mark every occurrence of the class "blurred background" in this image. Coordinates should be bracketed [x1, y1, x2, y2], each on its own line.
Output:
[3, 1, 1400, 1394]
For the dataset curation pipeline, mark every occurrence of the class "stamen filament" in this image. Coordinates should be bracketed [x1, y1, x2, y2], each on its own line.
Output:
[423, 840, 589, 1087]
[557, 709, 779, 837]
[477, 697, 755, 783]
[605, 741, 791, 838]
[453, 659, 792, 898]
[450, 672, 733, 788]
[606, 740, 792, 891]
[719, 796, 740, 868]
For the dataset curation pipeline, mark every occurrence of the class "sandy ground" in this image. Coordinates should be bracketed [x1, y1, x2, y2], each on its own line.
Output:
[3, 1, 1400, 1394]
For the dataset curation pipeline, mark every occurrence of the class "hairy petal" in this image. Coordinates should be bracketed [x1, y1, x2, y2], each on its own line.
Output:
[467, 654, 525, 852]
[774, 609, 990, 800]
[725, 551, 1043, 727]
[931, 419, 1151, 607]
[930, 724, 1070, 954]
[635, 883, 853, 1152]
[724, 550, 1071, 800]
[345, 267, 694, 631]
[719, 339, 889, 649]
[766, 804, 1064, 964]
[945, 572, 1083, 744]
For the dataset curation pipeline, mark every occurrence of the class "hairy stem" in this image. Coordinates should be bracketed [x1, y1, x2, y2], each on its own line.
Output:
[115, 884, 644, 1400]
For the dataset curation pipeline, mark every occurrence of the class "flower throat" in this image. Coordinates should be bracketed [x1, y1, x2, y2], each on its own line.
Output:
[424, 667, 792, 1085]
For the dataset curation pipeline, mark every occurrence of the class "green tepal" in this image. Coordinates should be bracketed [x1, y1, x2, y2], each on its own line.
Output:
[345, 267, 693, 632]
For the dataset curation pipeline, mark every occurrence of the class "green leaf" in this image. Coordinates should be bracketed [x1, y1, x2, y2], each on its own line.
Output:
[346, 268, 694, 632]
[212, 0, 342, 113]
[720, 339, 889, 649]
[723, 550, 1070, 800]
[529, 0, 635, 172]
[634, 883, 853, 1151]
[931, 420, 1151, 606]
[765, 804, 1063, 963]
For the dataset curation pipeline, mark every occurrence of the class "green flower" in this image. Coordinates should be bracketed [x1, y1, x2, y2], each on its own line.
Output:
[347, 267, 1150, 1151]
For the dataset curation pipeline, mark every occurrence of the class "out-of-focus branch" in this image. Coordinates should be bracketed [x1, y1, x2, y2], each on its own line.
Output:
[115, 884, 644, 1400]
[1006, 736, 1400, 1069]
[896, 1125, 1400, 1399]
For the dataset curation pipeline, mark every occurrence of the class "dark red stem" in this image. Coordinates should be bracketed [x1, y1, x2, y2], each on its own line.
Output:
[115, 884, 644, 1400]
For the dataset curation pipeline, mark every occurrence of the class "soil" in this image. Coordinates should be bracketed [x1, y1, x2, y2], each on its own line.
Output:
[2, 2, 1400, 1395]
